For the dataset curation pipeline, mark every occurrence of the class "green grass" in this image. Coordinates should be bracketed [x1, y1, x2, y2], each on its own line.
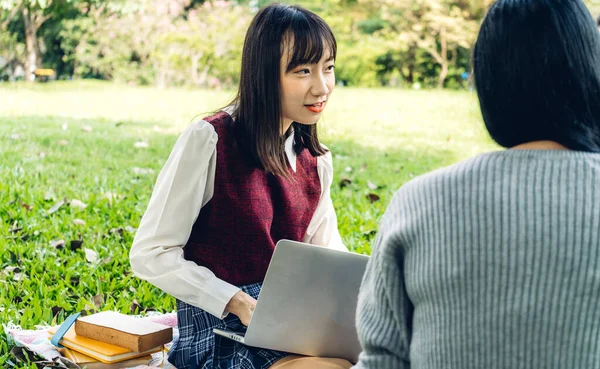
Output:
[0, 80, 498, 365]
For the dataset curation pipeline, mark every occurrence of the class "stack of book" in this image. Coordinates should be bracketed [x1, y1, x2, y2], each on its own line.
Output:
[48, 311, 173, 369]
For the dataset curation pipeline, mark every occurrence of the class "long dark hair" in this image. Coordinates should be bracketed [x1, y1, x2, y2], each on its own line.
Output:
[229, 3, 336, 177]
[473, 0, 600, 152]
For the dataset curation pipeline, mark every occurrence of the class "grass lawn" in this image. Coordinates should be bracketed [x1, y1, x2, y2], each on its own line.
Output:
[0, 80, 497, 365]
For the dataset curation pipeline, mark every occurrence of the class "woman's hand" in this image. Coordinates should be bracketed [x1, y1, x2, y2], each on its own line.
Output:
[225, 290, 257, 326]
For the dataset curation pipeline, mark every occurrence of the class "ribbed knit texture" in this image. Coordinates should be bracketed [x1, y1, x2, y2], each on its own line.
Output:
[353, 150, 600, 369]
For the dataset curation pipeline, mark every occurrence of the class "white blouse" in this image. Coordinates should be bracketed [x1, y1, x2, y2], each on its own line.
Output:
[130, 119, 347, 319]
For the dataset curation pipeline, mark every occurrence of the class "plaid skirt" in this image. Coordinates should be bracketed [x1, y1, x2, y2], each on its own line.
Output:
[168, 282, 290, 369]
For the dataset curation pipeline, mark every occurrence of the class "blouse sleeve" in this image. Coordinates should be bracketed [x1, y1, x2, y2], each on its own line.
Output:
[303, 149, 348, 251]
[129, 121, 240, 319]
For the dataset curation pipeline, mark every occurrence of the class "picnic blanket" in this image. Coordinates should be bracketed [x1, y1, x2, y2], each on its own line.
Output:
[3, 312, 179, 369]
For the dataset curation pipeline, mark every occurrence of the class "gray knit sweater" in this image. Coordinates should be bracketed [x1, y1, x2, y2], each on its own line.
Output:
[353, 150, 600, 369]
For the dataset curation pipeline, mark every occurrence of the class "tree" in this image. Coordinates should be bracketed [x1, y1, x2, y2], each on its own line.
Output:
[0, 0, 125, 81]
[1, 0, 56, 81]
[362, 0, 478, 88]
[0, 27, 24, 79]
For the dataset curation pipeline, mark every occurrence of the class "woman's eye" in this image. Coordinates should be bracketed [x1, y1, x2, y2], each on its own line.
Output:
[326, 65, 335, 71]
[296, 69, 310, 75]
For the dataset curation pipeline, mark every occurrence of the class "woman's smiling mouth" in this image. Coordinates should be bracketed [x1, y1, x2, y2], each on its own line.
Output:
[305, 102, 326, 113]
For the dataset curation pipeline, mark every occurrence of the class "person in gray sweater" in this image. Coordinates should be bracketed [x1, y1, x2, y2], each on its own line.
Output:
[352, 1, 600, 368]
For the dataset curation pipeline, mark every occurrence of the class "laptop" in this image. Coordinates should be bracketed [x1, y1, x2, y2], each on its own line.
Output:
[213, 239, 369, 363]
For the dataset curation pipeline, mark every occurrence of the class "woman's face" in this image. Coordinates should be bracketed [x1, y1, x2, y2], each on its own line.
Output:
[279, 41, 335, 132]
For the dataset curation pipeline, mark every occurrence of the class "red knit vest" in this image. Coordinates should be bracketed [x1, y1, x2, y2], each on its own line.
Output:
[183, 112, 321, 286]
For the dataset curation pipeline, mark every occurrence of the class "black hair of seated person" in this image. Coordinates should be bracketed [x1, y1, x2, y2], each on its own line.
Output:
[473, 0, 600, 152]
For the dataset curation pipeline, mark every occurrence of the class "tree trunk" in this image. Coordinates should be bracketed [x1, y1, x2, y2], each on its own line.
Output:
[406, 44, 416, 84]
[436, 26, 448, 89]
[22, 6, 42, 82]
[191, 53, 202, 85]
[437, 61, 449, 89]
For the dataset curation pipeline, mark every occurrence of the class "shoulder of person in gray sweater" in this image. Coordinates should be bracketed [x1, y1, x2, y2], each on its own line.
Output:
[377, 149, 600, 256]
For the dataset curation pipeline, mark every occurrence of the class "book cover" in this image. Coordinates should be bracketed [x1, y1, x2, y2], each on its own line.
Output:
[47, 326, 162, 364]
[74, 311, 172, 353]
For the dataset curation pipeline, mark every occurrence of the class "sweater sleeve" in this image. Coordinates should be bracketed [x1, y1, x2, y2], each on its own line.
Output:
[353, 194, 413, 369]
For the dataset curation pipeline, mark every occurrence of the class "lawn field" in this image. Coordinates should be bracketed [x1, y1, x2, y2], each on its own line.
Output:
[0, 81, 497, 365]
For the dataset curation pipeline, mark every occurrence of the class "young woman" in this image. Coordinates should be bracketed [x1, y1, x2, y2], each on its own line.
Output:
[353, 0, 600, 368]
[130, 3, 351, 369]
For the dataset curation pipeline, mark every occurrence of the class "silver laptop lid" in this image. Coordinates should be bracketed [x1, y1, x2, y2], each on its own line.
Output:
[245, 240, 369, 363]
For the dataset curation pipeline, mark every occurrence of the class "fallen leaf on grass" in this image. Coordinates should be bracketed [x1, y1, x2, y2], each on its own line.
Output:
[47, 200, 65, 214]
[82, 125, 93, 132]
[366, 193, 381, 203]
[82, 307, 96, 316]
[21, 203, 33, 211]
[367, 181, 378, 190]
[84, 248, 98, 263]
[50, 239, 65, 249]
[130, 299, 142, 314]
[39, 152, 47, 158]
[73, 219, 86, 226]
[125, 226, 136, 234]
[70, 199, 88, 209]
[345, 166, 353, 173]
[134, 141, 149, 149]
[339, 178, 352, 188]
[132, 167, 155, 175]
[92, 294, 104, 309]
[3, 266, 21, 275]
[110, 227, 124, 237]
[58, 140, 69, 146]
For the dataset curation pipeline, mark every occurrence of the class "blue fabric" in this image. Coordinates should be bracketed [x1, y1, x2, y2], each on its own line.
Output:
[168, 283, 290, 369]
[50, 312, 80, 348]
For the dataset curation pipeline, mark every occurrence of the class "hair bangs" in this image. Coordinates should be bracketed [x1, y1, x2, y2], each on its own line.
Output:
[284, 11, 337, 72]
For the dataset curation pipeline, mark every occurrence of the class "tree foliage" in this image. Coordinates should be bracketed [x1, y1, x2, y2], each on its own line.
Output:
[1, 0, 600, 87]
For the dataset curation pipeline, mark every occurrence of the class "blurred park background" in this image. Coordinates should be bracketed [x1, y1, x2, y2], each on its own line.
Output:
[2, 0, 600, 365]
[1, 0, 597, 88]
